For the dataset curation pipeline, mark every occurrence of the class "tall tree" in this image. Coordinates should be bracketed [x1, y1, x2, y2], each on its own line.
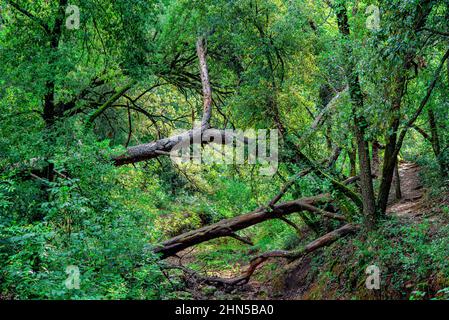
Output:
[335, 1, 376, 228]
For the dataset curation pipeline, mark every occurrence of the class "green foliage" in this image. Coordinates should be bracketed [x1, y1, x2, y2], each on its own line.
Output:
[0, 123, 174, 299]
[1, 0, 448, 300]
[314, 218, 449, 299]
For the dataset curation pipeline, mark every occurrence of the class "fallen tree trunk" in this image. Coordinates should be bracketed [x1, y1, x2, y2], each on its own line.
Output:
[155, 174, 360, 259]
[112, 37, 254, 166]
[154, 194, 342, 258]
[113, 37, 214, 166]
[113, 40, 346, 167]
[113, 128, 253, 166]
[216, 223, 359, 285]
[167, 223, 359, 286]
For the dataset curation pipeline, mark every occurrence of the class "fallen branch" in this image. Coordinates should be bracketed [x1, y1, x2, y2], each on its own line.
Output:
[168, 224, 358, 286]
[154, 194, 345, 259]
[112, 38, 253, 166]
[154, 173, 361, 259]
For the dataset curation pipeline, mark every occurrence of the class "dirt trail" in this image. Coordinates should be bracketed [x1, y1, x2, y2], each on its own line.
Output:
[386, 161, 425, 218]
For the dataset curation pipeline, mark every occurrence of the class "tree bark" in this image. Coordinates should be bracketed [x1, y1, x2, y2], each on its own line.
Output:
[153, 194, 341, 259]
[428, 109, 447, 178]
[335, 2, 376, 228]
[112, 37, 221, 165]
[377, 0, 434, 215]
[155, 173, 361, 259]
[372, 141, 381, 177]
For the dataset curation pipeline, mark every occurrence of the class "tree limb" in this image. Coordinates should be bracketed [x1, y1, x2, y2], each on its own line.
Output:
[394, 48, 449, 158]
[172, 224, 358, 286]
[86, 81, 136, 126]
[197, 37, 212, 128]
[7, 1, 50, 34]
[153, 194, 347, 259]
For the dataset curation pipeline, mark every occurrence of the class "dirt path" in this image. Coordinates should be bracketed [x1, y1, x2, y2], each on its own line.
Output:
[386, 161, 425, 219]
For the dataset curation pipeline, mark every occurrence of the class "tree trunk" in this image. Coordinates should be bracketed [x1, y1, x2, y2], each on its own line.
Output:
[377, 0, 434, 215]
[154, 194, 341, 258]
[372, 141, 381, 177]
[428, 109, 447, 178]
[335, 2, 377, 228]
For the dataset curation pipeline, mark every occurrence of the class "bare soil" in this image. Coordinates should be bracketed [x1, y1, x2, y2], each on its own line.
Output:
[386, 161, 426, 219]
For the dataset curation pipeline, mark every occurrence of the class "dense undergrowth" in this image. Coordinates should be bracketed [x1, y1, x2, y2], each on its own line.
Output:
[306, 216, 449, 300]
[169, 151, 449, 300]
[1, 0, 448, 301]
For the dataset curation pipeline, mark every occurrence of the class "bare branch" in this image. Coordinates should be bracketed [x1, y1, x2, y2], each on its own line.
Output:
[196, 37, 212, 128]
[112, 37, 217, 165]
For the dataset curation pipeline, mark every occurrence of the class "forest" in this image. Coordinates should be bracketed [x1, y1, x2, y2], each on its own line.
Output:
[0, 0, 448, 301]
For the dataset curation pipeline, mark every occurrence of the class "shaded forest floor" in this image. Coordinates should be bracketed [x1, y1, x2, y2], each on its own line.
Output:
[173, 162, 449, 300]
[387, 161, 426, 219]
